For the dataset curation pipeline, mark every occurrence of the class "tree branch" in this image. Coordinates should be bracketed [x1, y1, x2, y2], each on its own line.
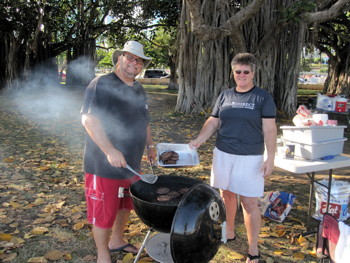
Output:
[223, 0, 266, 30]
[319, 24, 350, 42]
[185, 0, 266, 41]
[303, 0, 350, 23]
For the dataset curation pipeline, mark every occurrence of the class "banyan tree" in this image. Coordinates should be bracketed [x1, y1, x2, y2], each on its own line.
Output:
[176, 0, 349, 116]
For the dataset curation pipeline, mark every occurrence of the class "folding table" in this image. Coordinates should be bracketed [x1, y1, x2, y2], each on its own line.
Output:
[274, 154, 350, 228]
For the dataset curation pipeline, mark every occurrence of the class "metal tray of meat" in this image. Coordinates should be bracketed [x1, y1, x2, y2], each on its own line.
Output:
[156, 143, 200, 168]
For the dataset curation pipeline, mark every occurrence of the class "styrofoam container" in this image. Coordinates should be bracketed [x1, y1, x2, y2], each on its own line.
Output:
[280, 125, 346, 144]
[281, 137, 347, 160]
[312, 114, 328, 124]
[156, 143, 200, 168]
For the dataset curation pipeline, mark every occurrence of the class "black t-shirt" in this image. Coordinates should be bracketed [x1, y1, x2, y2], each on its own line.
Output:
[211, 86, 276, 155]
[81, 73, 150, 179]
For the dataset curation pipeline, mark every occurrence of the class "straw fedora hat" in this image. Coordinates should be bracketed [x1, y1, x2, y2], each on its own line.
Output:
[112, 40, 152, 68]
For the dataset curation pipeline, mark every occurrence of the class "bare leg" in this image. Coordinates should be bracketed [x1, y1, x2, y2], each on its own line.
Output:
[220, 189, 237, 239]
[328, 241, 336, 260]
[240, 196, 260, 263]
[316, 222, 327, 257]
[92, 226, 112, 263]
[109, 209, 138, 253]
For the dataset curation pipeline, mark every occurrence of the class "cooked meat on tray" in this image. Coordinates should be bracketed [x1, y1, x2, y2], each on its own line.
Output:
[159, 151, 179, 164]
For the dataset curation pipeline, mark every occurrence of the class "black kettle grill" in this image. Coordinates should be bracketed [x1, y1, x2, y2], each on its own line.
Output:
[127, 175, 227, 263]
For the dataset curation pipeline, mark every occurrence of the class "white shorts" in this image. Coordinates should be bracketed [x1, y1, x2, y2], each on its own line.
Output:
[211, 147, 264, 197]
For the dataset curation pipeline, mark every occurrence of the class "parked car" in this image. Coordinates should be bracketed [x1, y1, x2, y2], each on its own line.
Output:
[143, 69, 169, 78]
[298, 77, 307, 83]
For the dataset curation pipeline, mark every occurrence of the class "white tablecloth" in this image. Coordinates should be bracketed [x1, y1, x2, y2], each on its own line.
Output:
[275, 154, 350, 174]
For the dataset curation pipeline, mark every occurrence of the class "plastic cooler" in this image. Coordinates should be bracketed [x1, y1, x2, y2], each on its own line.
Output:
[281, 137, 347, 160]
[280, 126, 346, 144]
[335, 98, 347, 112]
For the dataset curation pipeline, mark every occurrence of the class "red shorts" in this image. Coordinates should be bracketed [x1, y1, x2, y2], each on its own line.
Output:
[84, 173, 139, 229]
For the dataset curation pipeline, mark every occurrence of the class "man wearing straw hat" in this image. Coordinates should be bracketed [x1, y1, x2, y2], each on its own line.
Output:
[81, 40, 156, 262]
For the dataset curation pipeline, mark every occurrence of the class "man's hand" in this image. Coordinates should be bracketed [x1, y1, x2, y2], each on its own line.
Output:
[147, 147, 157, 164]
[106, 149, 126, 168]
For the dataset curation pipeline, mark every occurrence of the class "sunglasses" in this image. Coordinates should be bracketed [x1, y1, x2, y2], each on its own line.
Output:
[123, 54, 144, 65]
[234, 70, 251, 75]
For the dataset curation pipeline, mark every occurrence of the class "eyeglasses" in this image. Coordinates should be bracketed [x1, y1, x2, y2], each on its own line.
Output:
[123, 54, 144, 65]
[234, 70, 251, 75]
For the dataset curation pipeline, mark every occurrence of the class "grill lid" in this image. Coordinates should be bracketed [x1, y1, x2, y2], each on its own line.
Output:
[170, 183, 226, 263]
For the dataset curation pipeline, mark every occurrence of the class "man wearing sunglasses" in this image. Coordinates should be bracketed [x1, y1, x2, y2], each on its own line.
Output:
[190, 53, 277, 263]
[81, 41, 156, 263]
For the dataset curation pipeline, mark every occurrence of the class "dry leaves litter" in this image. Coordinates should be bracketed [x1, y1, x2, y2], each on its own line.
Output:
[1, 87, 350, 262]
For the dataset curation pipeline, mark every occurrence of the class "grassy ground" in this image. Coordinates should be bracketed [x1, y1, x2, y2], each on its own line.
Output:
[0, 85, 350, 263]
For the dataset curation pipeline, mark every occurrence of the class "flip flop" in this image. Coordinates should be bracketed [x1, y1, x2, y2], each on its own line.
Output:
[246, 254, 262, 263]
[109, 243, 138, 254]
[227, 236, 236, 242]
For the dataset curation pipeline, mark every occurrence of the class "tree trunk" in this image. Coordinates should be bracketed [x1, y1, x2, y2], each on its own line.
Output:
[1, 33, 24, 89]
[66, 40, 96, 86]
[176, 0, 348, 116]
[65, 0, 98, 86]
[176, 0, 304, 116]
[176, 0, 234, 114]
[175, 3, 200, 113]
[325, 46, 350, 96]
[1, 3, 61, 90]
[313, 9, 350, 96]
[167, 55, 178, 90]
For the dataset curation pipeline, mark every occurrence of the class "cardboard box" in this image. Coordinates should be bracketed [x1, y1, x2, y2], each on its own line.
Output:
[260, 191, 296, 223]
[280, 125, 346, 144]
[281, 137, 347, 160]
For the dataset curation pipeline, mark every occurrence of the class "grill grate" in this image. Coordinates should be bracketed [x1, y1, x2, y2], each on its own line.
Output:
[131, 180, 195, 206]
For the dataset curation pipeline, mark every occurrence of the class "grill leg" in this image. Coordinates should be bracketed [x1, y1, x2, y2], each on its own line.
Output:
[133, 229, 153, 263]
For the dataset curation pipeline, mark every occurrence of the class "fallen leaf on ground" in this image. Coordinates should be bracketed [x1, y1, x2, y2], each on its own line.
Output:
[31, 227, 49, 235]
[293, 251, 305, 260]
[9, 201, 22, 208]
[44, 249, 64, 260]
[27, 256, 48, 262]
[64, 253, 72, 260]
[0, 233, 12, 241]
[260, 226, 271, 231]
[73, 221, 85, 230]
[226, 251, 245, 260]
[1, 253, 17, 261]
[259, 233, 271, 238]
[33, 198, 46, 206]
[81, 254, 96, 261]
[3, 158, 15, 163]
[308, 250, 317, 257]
[11, 236, 25, 244]
[122, 253, 134, 262]
[273, 249, 285, 255]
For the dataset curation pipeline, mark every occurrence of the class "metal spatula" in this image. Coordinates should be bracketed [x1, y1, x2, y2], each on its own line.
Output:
[126, 164, 158, 184]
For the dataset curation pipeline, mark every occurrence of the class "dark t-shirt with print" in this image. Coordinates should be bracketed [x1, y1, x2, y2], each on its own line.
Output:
[81, 73, 149, 179]
[211, 86, 276, 155]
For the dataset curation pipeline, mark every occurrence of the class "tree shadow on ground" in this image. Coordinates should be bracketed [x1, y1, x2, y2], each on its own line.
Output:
[0, 88, 350, 262]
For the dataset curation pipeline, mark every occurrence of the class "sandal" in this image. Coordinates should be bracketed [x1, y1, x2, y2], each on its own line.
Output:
[226, 236, 236, 242]
[246, 254, 261, 263]
[109, 243, 138, 255]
